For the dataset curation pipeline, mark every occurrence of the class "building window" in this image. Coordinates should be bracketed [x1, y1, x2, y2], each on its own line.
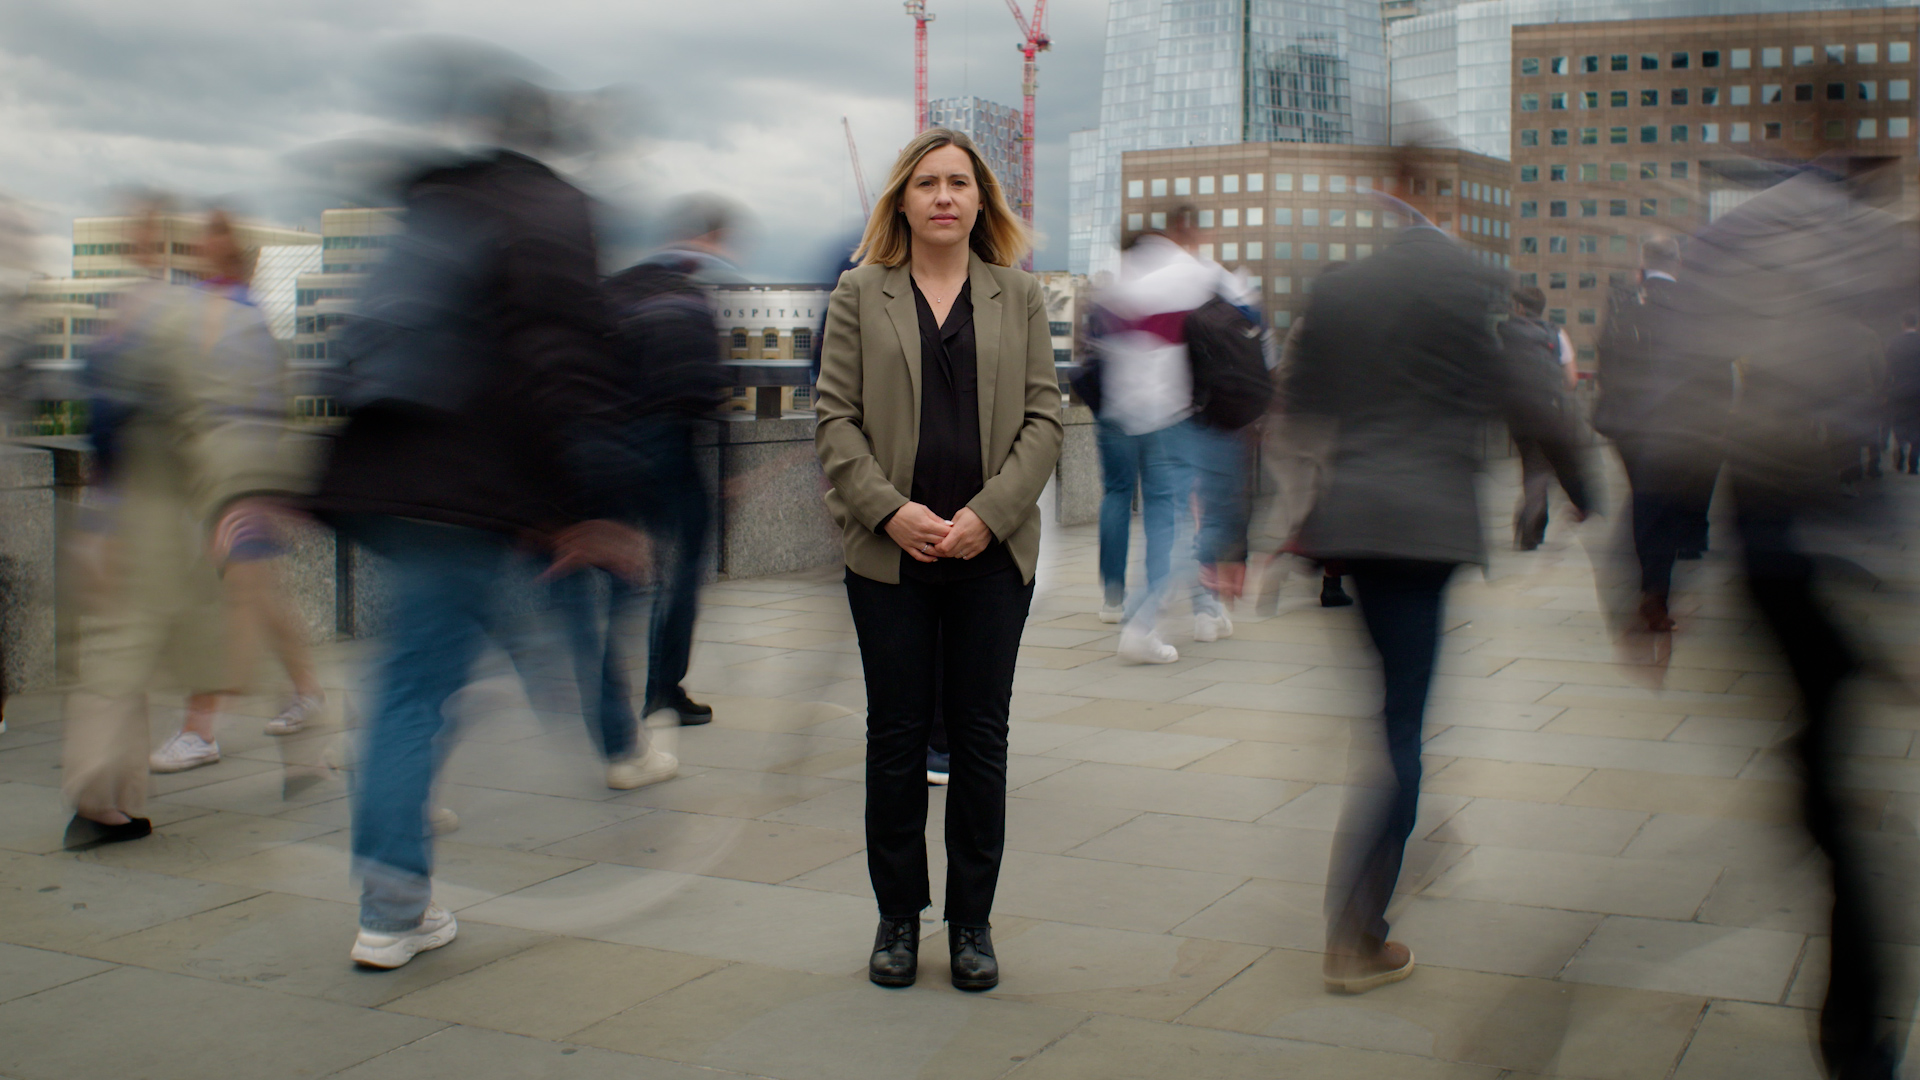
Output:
[1550, 129, 1569, 146]
[1550, 92, 1567, 110]
[1302, 209, 1320, 227]
[1858, 43, 1878, 63]
[1580, 55, 1598, 73]
[1859, 118, 1879, 138]
[1551, 56, 1569, 74]
[1610, 236, 1629, 254]
[1640, 125, 1658, 143]
[1329, 210, 1347, 228]
[1578, 309, 1597, 325]
[1609, 163, 1628, 181]
[1826, 44, 1846, 64]
[1640, 162, 1658, 180]
[1640, 199, 1657, 216]
[1150, 179, 1167, 196]
[1731, 122, 1750, 142]
[1893, 42, 1913, 62]
[1275, 173, 1293, 191]
[730, 330, 748, 351]
[1579, 163, 1598, 181]
[1302, 243, 1320, 260]
[1611, 90, 1629, 108]
[1826, 119, 1846, 139]
[1520, 166, 1539, 182]
[1519, 273, 1538, 287]
[1247, 173, 1264, 192]
[1703, 50, 1720, 68]
[1641, 89, 1658, 106]
[1580, 128, 1598, 145]
[1357, 244, 1373, 259]
[1221, 242, 1239, 261]
[1549, 273, 1567, 289]
[793, 327, 813, 354]
[1549, 201, 1567, 218]
[1763, 122, 1782, 139]
[1274, 208, 1293, 225]
[1762, 47, 1782, 67]
[1579, 273, 1597, 289]
[1548, 236, 1567, 254]
[1357, 210, 1374, 228]
[1580, 199, 1598, 217]
[1329, 175, 1348, 193]
[1549, 309, 1567, 325]
[1703, 87, 1719, 105]
[1671, 51, 1690, 70]
[1274, 242, 1292, 259]
[1223, 174, 1240, 193]
[1198, 243, 1213, 260]
[1302, 174, 1321, 192]
[1273, 276, 1291, 293]
[1825, 82, 1845, 101]
[1703, 123, 1720, 143]
[1549, 165, 1567, 181]
[1763, 84, 1781, 103]
[1520, 201, 1538, 219]
[1610, 127, 1628, 144]
[1246, 241, 1263, 259]
[1609, 199, 1628, 217]
[1859, 81, 1877, 101]
[1795, 83, 1814, 101]
[1127, 180, 1143, 198]
[1893, 80, 1911, 101]
[1247, 207, 1264, 226]
[763, 330, 779, 351]
[1150, 211, 1167, 229]
[1668, 124, 1688, 143]
[1198, 176, 1214, 194]
[1222, 208, 1239, 227]
[1892, 117, 1912, 138]
[1521, 56, 1544, 75]
[1329, 244, 1347, 261]
[1611, 54, 1628, 72]
[1520, 129, 1540, 147]
[1174, 177, 1191, 195]
[1792, 46, 1813, 66]
[1671, 88, 1689, 105]
[1731, 48, 1750, 69]
[1731, 85, 1751, 105]
[1578, 235, 1598, 254]
[1520, 236, 1538, 254]
[1273, 310, 1292, 329]
[1673, 197, 1691, 215]
[1126, 213, 1143, 231]
[1582, 91, 1600, 109]
[1641, 53, 1659, 71]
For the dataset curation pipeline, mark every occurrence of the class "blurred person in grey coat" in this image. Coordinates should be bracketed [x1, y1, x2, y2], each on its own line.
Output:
[1284, 178, 1595, 994]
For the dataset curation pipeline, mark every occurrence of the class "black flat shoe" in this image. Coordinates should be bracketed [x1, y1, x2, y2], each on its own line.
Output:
[63, 814, 152, 852]
[949, 924, 998, 991]
[1320, 577, 1354, 608]
[869, 916, 919, 987]
[651, 690, 713, 727]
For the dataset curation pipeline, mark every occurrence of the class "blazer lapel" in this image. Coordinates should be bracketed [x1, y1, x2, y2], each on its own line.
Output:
[880, 263, 922, 439]
[969, 254, 1004, 477]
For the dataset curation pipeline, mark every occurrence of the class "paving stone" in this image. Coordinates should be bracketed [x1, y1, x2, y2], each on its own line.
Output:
[332, 1025, 720, 1080]
[1013, 762, 1305, 822]
[1422, 846, 1722, 920]
[1024, 1012, 1505, 1079]
[1670, 1001, 1825, 1080]
[1041, 728, 1234, 769]
[1561, 915, 1804, 1001]
[190, 834, 588, 912]
[0, 941, 115, 1004]
[1425, 798, 1649, 857]
[0, 849, 260, 952]
[537, 809, 864, 884]
[1384, 896, 1603, 979]
[986, 921, 1266, 1021]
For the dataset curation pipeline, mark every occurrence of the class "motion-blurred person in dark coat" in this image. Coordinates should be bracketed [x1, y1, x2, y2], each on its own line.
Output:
[1683, 167, 1919, 1080]
[600, 195, 740, 729]
[1285, 182, 1594, 994]
[1883, 311, 1920, 474]
[1592, 236, 1731, 632]
[312, 63, 659, 971]
[1500, 285, 1579, 551]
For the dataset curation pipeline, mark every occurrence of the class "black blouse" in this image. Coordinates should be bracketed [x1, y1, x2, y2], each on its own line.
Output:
[901, 277, 1012, 581]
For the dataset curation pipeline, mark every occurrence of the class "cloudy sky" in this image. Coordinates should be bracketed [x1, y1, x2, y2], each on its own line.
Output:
[0, 0, 1110, 280]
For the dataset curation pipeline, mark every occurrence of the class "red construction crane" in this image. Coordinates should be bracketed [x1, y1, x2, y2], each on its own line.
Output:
[1004, 0, 1050, 266]
[905, 1, 935, 133]
[843, 116, 872, 218]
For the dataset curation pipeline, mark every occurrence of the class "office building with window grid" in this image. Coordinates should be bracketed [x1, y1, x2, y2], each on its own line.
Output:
[288, 208, 402, 417]
[1120, 143, 1512, 330]
[928, 97, 1024, 203]
[1069, 0, 1392, 278]
[1510, 8, 1920, 365]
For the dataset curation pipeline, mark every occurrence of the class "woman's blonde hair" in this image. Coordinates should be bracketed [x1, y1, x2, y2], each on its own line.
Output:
[854, 126, 1030, 268]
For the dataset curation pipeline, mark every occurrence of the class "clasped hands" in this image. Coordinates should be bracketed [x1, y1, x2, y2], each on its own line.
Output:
[885, 501, 991, 563]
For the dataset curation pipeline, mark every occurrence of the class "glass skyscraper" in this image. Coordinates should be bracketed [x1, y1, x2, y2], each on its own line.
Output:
[1069, 0, 1391, 276]
[1390, 0, 1920, 160]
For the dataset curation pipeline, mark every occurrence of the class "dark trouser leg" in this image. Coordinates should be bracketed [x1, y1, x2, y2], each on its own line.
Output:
[1619, 444, 1684, 596]
[1326, 559, 1454, 951]
[1096, 418, 1139, 608]
[1513, 439, 1552, 549]
[937, 566, 1033, 925]
[846, 569, 940, 919]
[645, 422, 710, 707]
[551, 568, 641, 761]
[1735, 501, 1890, 1075]
[1676, 460, 1720, 556]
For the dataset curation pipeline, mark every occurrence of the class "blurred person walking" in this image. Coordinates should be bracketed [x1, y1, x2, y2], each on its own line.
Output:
[816, 127, 1061, 992]
[61, 208, 316, 849]
[1887, 311, 1920, 474]
[600, 195, 742, 731]
[1501, 286, 1581, 551]
[1095, 209, 1251, 664]
[1285, 181, 1594, 993]
[1592, 235, 1730, 632]
[1253, 315, 1349, 613]
[312, 74, 660, 970]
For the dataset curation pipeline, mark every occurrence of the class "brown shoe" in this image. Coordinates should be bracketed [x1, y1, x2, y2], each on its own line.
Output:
[1638, 593, 1676, 633]
[1323, 940, 1415, 994]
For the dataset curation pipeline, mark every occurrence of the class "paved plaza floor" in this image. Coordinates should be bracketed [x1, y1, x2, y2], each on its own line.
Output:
[3, 459, 1920, 1079]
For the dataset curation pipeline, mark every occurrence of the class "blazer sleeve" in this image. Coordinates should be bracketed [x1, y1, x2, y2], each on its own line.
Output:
[814, 272, 911, 531]
[966, 276, 1064, 540]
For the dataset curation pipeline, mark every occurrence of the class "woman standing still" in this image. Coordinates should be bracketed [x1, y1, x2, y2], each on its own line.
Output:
[815, 128, 1062, 991]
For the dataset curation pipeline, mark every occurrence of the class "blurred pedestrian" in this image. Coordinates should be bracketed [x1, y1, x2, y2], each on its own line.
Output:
[1592, 235, 1729, 632]
[1887, 311, 1920, 474]
[1500, 285, 1579, 551]
[313, 74, 660, 970]
[815, 126, 1061, 992]
[1285, 174, 1594, 994]
[597, 194, 741, 734]
[1254, 315, 1348, 613]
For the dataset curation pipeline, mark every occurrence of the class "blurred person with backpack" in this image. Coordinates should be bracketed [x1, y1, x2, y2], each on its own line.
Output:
[1500, 286, 1580, 551]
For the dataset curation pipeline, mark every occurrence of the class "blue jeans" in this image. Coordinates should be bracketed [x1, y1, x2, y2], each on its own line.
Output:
[550, 568, 646, 761]
[1098, 419, 1184, 611]
[1121, 419, 1240, 632]
[635, 418, 710, 707]
[348, 515, 515, 932]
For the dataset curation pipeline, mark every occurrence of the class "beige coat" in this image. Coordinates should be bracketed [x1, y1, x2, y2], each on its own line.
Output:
[814, 255, 1063, 585]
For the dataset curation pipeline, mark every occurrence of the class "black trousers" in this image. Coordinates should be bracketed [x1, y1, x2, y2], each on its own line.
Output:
[1325, 559, 1455, 951]
[1616, 441, 1719, 594]
[845, 563, 1033, 925]
[1733, 490, 1895, 1074]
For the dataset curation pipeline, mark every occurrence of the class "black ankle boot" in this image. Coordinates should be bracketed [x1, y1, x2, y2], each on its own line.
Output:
[869, 916, 919, 987]
[949, 924, 998, 991]
[1320, 575, 1354, 608]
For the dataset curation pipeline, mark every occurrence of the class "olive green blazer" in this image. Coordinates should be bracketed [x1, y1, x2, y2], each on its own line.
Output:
[814, 254, 1063, 584]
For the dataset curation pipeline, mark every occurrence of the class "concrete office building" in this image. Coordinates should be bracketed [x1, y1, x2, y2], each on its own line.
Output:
[928, 96, 1024, 199]
[1511, 8, 1920, 362]
[1070, 0, 1393, 278]
[1390, 0, 1919, 160]
[289, 208, 403, 416]
[1121, 143, 1513, 329]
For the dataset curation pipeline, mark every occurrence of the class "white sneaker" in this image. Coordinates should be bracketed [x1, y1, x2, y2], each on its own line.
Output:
[429, 807, 460, 835]
[1098, 603, 1124, 624]
[1194, 611, 1234, 643]
[607, 747, 680, 790]
[150, 731, 220, 773]
[265, 693, 325, 736]
[350, 904, 457, 969]
[1118, 627, 1179, 665]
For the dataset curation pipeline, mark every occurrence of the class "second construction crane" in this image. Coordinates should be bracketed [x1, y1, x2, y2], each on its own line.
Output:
[905, 0, 934, 133]
[1004, 0, 1050, 230]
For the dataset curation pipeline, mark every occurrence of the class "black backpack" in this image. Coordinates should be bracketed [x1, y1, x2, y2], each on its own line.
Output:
[1185, 296, 1271, 430]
